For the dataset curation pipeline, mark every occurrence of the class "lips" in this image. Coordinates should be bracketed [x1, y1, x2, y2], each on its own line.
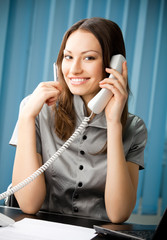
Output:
[70, 78, 89, 85]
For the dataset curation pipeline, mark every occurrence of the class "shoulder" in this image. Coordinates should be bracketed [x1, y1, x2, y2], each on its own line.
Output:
[125, 113, 147, 133]
[124, 113, 147, 147]
[123, 114, 147, 169]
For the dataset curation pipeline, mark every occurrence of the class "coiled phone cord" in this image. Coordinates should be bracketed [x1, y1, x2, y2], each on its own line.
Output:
[0, 112, 93, 201]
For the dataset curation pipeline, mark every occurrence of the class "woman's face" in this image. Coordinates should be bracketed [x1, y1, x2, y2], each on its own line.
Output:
[62, 30, 104, 104]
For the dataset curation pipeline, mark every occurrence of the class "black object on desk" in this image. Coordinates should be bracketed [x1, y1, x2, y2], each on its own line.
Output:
[93, 208, 167, 240]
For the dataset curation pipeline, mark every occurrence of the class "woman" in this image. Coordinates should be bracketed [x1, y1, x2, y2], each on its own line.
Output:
[10, 17, 147, 223]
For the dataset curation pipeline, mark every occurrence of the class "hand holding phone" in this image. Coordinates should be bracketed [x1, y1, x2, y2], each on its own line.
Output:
[88, 54, 126, 114]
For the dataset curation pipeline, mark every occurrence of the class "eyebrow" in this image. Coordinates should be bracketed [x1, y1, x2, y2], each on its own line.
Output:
[64, 49, 101, 55]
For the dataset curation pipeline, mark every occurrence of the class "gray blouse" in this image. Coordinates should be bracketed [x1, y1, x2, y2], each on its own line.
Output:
[10, 95, 147, 220]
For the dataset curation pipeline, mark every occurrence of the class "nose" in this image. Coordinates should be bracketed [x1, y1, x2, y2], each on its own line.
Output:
[69, 59, 83, 75]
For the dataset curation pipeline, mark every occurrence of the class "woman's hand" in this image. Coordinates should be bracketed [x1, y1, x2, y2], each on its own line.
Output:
[99, 61, 128, 123]
[21, 81, 62, 119]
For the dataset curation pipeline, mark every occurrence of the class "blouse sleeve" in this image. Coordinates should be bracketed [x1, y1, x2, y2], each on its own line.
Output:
[125, 116, 147, 170]
[9, 96, 42, 155]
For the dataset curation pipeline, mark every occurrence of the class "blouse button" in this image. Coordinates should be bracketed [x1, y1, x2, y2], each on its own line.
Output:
[73, 193, 79, 199]
[80, 150, 85, 155]
[78, 182, 83, 187]
[74, 207, 78, 212]
[79, 165, 84, 170]
[82, 135, 87, 140]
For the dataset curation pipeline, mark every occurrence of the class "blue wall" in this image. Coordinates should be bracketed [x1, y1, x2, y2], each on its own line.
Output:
[0, 0, 167, 215]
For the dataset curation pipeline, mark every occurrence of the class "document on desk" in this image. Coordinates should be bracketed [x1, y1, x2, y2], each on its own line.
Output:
[0, 218, 96, 240]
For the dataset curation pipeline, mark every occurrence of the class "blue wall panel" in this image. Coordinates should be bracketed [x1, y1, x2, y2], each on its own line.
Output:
[24, 0, 51, 95]
[0, 0, 35, 204]
[0, 0, 10, 96]
[141, 0, 167, 214]
[0, 0, 167, 215]
[87, 0, 108, 18]
[68, 0, 89, 27]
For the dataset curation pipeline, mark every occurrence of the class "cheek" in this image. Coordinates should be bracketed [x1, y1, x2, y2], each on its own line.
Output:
[92, 63, 103, 80]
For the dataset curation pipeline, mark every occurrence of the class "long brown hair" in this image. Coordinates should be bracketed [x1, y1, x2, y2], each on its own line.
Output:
[54, 17, 130, 142]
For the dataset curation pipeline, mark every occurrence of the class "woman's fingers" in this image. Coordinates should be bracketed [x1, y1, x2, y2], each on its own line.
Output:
[99, 78, 126, 96]
[122, 61, 128, 83]
[45, 96, 59, 106]
[38, 81, 62, 92]
[99, 62, 128, 103]
[24, 81, 62, 117]
[99, 62, 127, 94]
[105, 61, 128, 88]
[36, 82, 62, 101]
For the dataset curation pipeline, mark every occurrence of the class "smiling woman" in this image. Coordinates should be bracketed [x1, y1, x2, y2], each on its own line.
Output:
[62, 30, 103, 106]
[10, 17, 147, 223]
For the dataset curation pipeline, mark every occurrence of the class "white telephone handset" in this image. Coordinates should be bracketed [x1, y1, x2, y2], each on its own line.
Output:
[88, 54, 126, 114]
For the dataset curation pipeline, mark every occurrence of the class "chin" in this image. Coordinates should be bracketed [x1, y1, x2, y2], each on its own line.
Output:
[68, 87, 86, 96]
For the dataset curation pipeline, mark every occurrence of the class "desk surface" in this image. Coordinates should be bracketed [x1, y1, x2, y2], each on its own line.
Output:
[0, 205, 109, 229]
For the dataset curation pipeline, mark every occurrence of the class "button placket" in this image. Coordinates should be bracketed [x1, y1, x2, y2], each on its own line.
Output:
[78, 149, 85, 189]
[72, 130, 87, 214]
[78, 130, 86, 173]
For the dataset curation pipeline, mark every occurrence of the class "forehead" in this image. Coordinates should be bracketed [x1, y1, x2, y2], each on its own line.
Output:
[65, 30, 102, 53]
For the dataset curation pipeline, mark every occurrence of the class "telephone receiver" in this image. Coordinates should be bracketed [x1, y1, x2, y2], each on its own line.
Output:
[88, 54, 126, 114]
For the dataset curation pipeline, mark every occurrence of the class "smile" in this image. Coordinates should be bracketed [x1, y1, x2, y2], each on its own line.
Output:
[70, 78, 89, 85]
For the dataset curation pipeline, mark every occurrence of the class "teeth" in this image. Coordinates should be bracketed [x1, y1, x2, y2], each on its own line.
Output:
[70, 79, 87, 82]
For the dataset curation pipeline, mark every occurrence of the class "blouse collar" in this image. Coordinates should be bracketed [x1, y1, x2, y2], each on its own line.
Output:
[73, 95, 107, 129]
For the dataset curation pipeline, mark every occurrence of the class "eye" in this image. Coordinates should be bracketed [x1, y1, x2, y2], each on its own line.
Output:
[85, 56, 96, 61]
[64, 55, 73, 60]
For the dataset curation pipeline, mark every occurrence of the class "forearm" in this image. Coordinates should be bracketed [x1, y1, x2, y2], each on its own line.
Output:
[105, 121, 136, 223]
[12, 113, 46, 214]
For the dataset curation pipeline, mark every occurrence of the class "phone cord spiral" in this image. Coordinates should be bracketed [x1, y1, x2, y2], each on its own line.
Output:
[0, 113, 93, 201]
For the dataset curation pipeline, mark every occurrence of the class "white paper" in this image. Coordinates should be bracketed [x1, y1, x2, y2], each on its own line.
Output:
[0, 218, 96, 240]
